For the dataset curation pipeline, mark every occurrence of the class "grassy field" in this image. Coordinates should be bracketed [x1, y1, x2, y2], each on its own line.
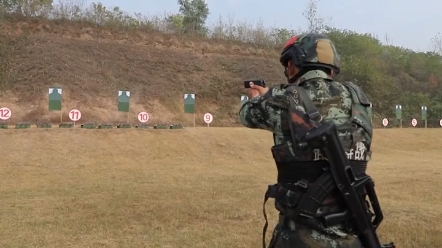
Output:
[0, 127, 441, 247]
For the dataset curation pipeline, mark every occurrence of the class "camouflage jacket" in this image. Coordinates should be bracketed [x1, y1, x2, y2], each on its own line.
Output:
[239, 69, 373, 237]
[239, 69, 373, 164]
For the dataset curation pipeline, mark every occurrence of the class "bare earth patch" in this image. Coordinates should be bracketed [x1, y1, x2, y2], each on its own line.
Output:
[0, 19, 284, 126]
[0, 128, 440, 247]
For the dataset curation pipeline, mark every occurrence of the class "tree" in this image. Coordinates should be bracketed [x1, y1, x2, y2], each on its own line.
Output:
[0, 0, 53, 17]
[166, 13, 184, 34]
[272, 28, 301, 45]
[177, 0, 209, 35]
[430, 32, 442, 55]
[302, 0, 330, 33]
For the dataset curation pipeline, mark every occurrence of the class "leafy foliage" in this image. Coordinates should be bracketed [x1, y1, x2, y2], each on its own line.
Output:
[177, 0, 209, 35]
[0, 0, 53, 16]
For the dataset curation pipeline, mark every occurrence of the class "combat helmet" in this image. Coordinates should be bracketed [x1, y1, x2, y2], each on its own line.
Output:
[279, 33, 341, 81]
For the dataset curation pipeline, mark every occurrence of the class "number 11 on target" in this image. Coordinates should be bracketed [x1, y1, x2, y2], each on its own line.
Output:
[204, 113, 213, 127]
[69, 109, 81, 126]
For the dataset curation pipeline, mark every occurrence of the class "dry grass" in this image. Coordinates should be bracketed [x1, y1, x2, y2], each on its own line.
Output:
[0, 128, 440, 247]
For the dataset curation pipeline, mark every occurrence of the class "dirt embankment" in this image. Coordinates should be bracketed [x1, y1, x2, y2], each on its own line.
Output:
[0, 18, 287, 126]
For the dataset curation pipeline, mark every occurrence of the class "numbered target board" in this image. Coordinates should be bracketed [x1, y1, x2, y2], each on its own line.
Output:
[382, 118, 388, 127]
[69, 109, 81, 122]
[204, 113, 213, 126]
[411, 118, 417, 127]
[138, 112, 150, 123]
[0, 107, 11, 120]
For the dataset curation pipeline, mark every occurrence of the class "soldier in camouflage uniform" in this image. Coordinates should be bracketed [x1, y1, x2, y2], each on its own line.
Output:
[239, 33, 375, 247]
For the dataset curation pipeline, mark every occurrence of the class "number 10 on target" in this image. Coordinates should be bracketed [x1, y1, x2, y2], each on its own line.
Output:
[138, 112, 149, 123]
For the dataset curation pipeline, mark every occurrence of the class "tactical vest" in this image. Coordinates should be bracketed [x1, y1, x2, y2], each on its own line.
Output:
[271, 78, 372, 184]
[261, 78, 373, 248]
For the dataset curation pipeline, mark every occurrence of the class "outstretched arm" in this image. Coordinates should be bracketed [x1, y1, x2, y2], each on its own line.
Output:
[239, 87, 288, 132]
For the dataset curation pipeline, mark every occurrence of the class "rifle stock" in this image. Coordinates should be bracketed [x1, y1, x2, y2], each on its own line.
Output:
[304, 121, 395, 248]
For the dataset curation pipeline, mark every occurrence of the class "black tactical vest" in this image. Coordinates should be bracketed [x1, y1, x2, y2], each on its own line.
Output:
[270, 78, 373, 184]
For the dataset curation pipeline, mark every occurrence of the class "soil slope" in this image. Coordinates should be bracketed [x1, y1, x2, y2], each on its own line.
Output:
[0, 18, 286, 126]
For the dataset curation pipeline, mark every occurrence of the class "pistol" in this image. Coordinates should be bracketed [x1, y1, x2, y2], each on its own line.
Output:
[244, 79, 266, 88]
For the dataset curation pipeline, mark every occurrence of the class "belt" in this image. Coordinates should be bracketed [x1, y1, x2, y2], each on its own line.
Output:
[262, 172, 354, 248]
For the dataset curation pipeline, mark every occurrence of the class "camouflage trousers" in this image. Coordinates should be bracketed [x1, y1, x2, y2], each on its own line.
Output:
[267, 214, 363, 248]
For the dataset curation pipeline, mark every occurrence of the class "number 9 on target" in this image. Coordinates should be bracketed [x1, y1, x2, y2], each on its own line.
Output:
[204, 113, 213, 127]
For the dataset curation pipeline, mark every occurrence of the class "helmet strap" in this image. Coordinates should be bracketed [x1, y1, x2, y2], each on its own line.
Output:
[288, 74, 299, 84]
[287, 67, 307, 84]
